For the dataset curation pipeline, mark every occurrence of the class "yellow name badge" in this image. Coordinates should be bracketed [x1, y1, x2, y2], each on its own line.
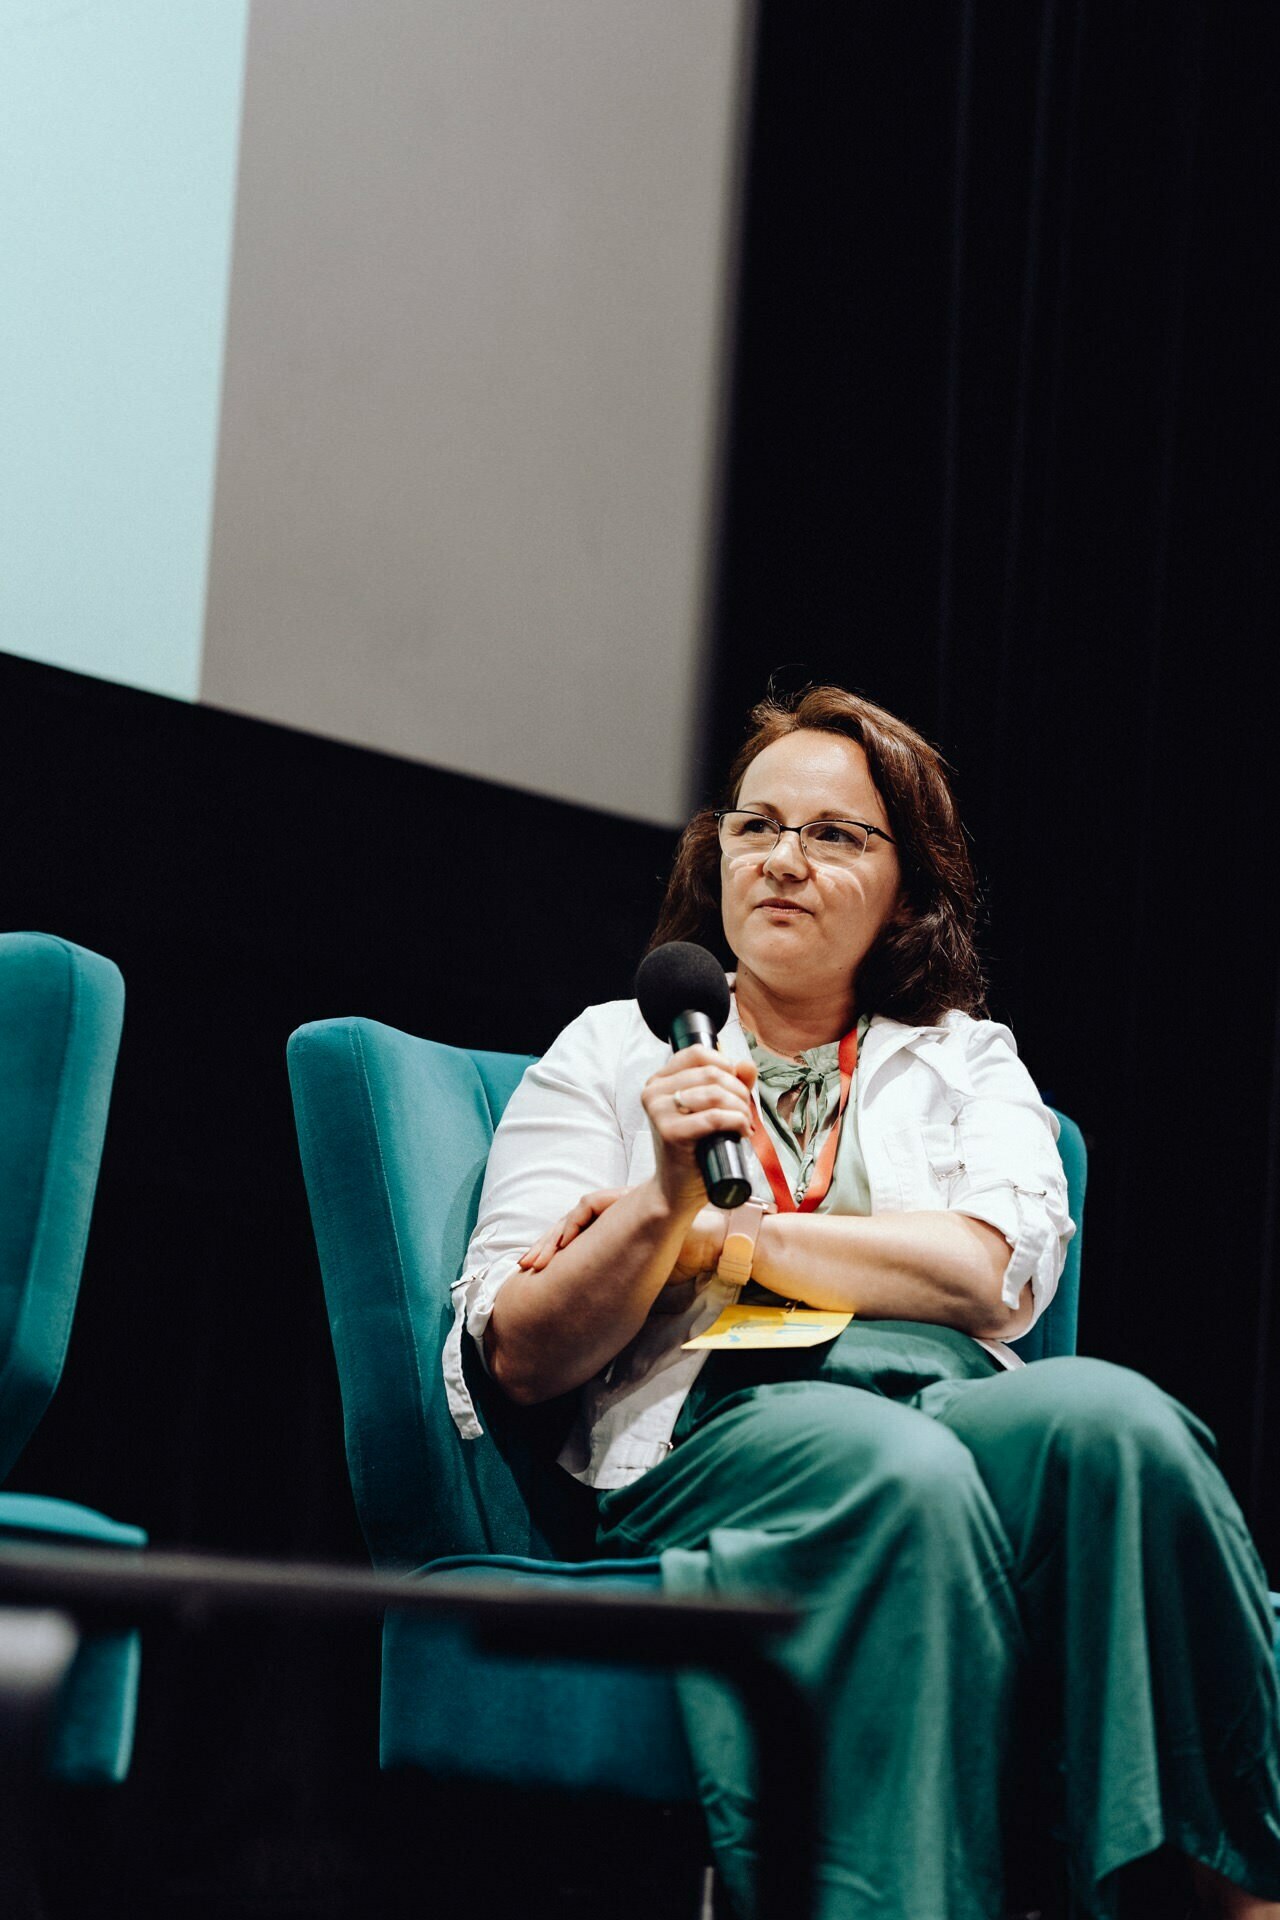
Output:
[683, 1305, 854, 1350]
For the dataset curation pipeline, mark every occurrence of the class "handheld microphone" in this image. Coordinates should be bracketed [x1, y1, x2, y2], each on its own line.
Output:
[634, 941, 753, 1209]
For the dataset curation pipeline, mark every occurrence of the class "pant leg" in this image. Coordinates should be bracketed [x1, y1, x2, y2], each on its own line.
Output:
[926, 1357, 1280, 1916]
[598, 1380, 1024, 1920]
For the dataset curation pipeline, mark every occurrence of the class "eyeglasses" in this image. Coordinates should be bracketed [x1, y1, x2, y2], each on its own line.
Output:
[715, 810, 896, 868]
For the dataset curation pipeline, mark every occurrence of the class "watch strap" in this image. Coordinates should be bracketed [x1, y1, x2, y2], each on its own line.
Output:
[717, 1198, 766, 1287]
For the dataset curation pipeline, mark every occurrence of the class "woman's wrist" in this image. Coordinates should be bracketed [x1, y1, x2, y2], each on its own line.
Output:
[642, 1173, 708, 1237]
[649, 1169, 716, 1226]
[716, 1199, 766, 1286]
[750, 1210, 835, 1306]
[746, 1209, 790, 1296]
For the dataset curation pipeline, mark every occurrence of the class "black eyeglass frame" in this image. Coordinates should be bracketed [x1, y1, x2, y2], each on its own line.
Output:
[714, 808, 897, 861]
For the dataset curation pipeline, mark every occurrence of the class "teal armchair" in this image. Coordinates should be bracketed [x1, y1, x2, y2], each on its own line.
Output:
[287, 1014, 1086, 1800]
[0, 933, 144, 1781]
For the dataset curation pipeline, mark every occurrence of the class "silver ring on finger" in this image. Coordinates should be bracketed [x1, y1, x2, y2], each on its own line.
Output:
[672, 1090, 691, 1114]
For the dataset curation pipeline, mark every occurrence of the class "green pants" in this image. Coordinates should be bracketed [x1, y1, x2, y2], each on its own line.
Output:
[596, 1325, 1280, 1920]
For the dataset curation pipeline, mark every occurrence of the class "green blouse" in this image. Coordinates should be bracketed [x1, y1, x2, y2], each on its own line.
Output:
[743, 1012, 873, 1216]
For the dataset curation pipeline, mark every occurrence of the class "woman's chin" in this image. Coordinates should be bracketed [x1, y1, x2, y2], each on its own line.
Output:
[737, 938, 825, 990]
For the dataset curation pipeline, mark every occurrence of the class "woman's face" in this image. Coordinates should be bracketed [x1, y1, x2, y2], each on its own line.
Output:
[719, 729, 904, 1004]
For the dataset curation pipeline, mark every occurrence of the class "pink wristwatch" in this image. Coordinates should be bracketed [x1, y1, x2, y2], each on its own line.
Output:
[716, 1199, 767, 1287]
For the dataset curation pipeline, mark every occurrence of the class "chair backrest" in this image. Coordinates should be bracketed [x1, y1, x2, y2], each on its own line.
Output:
[287, 1019, 594, 1571]
[0, 933, 125, 1482]
[1012, 1107, 1085, 1364]
[288, 1019, 1086, 1568]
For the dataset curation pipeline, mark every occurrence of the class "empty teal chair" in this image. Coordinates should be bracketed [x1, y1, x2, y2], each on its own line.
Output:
[0, 933, 145, 1781]
[287, 1015, 1086, 1798]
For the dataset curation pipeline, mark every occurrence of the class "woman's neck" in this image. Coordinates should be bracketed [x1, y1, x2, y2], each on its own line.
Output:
[733, 966, 856, 1061]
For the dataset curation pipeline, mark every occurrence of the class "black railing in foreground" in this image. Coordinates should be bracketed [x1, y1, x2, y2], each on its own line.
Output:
[0, 1544, 816, 1920]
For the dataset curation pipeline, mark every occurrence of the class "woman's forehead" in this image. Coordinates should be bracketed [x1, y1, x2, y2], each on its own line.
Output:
[737, 730, 881, 811]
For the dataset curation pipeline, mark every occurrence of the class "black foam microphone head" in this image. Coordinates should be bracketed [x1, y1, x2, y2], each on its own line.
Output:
[634, 941, 731, 1041]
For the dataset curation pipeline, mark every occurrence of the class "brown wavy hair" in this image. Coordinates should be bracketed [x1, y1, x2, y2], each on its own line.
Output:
[649, 685, 987, 1024]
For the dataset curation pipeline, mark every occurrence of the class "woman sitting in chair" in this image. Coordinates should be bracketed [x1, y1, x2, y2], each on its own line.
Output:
[448, 685, 1280, 1919]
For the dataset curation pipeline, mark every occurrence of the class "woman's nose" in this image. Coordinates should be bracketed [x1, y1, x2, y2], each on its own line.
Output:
[762, 827, 809, 878]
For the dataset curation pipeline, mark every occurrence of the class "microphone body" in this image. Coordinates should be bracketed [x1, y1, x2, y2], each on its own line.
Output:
[635, 942, 754, 1209]
[669, 1008, 753, 1209]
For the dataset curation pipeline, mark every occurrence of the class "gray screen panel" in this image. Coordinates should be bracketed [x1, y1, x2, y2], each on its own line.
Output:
[202, 0, 751, 824]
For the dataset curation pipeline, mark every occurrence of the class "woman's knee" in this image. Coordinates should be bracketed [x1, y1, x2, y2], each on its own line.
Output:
[1030, 1357, 1213, 1485]
[820, 1395, 997, 1541]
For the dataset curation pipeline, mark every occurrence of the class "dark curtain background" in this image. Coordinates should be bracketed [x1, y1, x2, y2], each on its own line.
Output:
[2, 654, 686, 1917]
[704, 0, 1280, 1564]
[2, 3, 1277, 1914]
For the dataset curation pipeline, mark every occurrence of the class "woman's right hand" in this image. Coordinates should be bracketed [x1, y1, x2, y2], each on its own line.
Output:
[641, 1044, 758, 1212]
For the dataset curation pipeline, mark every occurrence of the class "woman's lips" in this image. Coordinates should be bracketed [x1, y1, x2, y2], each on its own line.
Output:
[755, 899, 810, 914]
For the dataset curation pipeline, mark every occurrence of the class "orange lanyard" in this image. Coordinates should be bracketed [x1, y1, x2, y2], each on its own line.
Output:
[747, 1024, 859, 1214]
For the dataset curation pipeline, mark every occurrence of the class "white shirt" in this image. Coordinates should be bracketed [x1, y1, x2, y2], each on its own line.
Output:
[443, 991, 1075, 1489]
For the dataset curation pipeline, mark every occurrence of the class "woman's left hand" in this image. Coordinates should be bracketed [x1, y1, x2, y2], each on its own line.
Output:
[518, 1192, 731, 1289]
[519, 1189, 625, 1272]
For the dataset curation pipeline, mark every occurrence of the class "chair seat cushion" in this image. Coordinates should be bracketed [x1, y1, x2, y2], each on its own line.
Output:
[0, 1491, 146, 1782]
[0, 1491, 146, 1548]
[380, 1555, 696, 1801]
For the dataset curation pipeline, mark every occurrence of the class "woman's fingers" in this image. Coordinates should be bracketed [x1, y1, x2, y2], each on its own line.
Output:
[645, 1099, 752, 1138]
[652, 1049, 755, 1108]
[641, 1050, 757, 1213]
[659, 1044, 746, 1083]
[658, 1081, 749, 1118]
[518, 1189, 624, 1270]
[643, 1066, 755, 1135]
[518, 1229, 559, 1271]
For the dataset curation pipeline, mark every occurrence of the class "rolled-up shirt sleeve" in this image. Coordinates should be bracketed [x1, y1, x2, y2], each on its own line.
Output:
[948, 1020, 1075, 1327]
[443, 1004, 633, 1439]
